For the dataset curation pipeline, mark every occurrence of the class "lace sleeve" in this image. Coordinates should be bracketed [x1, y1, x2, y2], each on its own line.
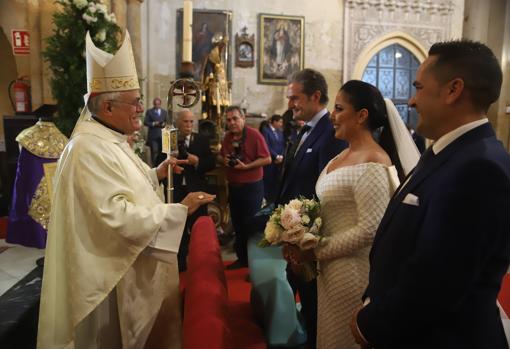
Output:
[315, 164, 391, 260]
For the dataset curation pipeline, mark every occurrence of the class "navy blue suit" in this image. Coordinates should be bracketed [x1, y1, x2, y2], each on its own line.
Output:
[358, 123, 510, 349]
[278, 113, 346, 206]
[144, 107, 168, 164]
[261, 126, 285, 203]
[277, 112, 347, 349]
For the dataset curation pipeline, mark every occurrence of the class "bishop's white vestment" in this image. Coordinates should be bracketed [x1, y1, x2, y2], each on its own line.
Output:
[37, 118, 187, 349]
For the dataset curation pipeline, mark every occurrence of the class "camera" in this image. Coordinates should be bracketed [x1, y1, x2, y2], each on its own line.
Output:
[227, 141, 243, 167]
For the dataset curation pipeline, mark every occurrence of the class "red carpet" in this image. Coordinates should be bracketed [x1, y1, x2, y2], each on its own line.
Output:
[0, 217, 8, 239]
[499, 274, 510, 317]
[181, 259, 266, 349]
[224, 261, 266, 349]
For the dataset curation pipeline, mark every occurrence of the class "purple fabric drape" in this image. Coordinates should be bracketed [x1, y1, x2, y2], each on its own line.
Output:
[6, 148, 56, 249]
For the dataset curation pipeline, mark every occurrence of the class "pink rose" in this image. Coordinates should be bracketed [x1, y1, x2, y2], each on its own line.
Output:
[281, 224, 307, 244]
[280, 207, 301, 230]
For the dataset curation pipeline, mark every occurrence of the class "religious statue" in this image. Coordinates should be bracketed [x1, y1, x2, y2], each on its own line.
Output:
[201, 32, 231, 144]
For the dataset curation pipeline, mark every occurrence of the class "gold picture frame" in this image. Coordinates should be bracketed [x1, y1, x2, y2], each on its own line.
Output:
[258, 14, 304, 85]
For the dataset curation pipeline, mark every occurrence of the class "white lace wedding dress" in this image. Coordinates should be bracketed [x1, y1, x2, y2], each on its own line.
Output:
[314, 161, 399, 349]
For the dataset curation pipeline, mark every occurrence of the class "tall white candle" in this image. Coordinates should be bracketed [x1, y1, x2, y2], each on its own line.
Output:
[182, 0, 193, 62]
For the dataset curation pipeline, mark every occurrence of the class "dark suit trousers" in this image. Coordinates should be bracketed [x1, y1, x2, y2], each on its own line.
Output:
[287, 267, 317, 349]
[228, 180, 264, 264]
[149, 138, 162, 166]
[174, 185, 208, 272]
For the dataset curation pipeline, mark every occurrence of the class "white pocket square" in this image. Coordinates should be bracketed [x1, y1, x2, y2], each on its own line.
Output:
[402, 193, 419, 206]
[306, 148, 313, 153]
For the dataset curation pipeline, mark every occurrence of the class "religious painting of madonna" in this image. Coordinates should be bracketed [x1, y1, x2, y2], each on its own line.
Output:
[176, 9, 232, 81]
[258, 14, 304, 85]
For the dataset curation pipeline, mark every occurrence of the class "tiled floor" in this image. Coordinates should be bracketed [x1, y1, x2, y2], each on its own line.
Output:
[0, 233, 236, 298]
[0, 239, 45, 296]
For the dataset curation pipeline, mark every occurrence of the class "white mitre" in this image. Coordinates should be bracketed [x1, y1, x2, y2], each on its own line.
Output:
[85, 30, 139, 97]
[73, 30, 139, 135]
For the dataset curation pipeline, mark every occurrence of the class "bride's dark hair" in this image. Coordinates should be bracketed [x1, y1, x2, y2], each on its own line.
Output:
[339, 80, 404, 180]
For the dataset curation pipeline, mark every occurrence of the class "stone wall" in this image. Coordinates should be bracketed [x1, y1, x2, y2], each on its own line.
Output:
[142, 0, 344, 116]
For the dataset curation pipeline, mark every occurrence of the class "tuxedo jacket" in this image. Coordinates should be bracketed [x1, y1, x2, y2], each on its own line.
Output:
[277, 112, 347, 205]
[173, 133, 215, 195]
[358, 123, 510, 349]
[144, 108, 168, 142]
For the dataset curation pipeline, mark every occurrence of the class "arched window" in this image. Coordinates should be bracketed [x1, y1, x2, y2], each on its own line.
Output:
[361, 44, 420, 129]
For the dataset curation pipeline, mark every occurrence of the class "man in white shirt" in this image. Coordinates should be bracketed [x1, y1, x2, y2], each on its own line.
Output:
[351, 40, 510, 349]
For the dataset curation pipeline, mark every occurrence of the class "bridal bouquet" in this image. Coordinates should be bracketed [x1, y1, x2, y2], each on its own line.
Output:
[259, 197, 323, 281]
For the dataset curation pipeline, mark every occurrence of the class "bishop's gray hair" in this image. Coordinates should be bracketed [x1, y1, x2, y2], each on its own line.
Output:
[87, 92, 122, 114]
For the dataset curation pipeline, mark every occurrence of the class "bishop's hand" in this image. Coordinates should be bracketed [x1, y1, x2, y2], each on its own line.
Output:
[155, 157, 186, 180]
[180, 192, 215, 216]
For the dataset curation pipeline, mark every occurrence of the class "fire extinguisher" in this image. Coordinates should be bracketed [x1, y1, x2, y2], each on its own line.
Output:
[8, 76, 32, 113]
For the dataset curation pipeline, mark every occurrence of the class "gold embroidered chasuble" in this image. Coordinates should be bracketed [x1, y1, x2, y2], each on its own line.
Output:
[37, 118, 187, 349]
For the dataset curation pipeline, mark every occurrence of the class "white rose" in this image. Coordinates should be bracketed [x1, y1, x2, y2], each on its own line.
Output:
[287, 199, 303, 211]
[73, 0, 88, 10]
[280, 207, 301, 230]
[88, 3, 96, 13]
[82, 13, 97, 23]
[264, 221, 282, 244]
[281, 224, 307, 244]
[314, 217, 322, 229]
[94, 29, 106, 42]
[299, 233, 319, 250]
[108, 13, 117, 23]
[301, 214, 310, 225]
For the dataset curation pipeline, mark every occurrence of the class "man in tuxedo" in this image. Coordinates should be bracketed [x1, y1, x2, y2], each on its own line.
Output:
[174, 109, 216, 271]
[279, 69, 347, 348]
[261, 114, 285, 203]
[144, 97, 168, 165]
[351, 40, 510, 349]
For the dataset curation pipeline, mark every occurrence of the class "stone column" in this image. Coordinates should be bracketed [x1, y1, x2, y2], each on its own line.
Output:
[112, 0, 127, 30]
[463, 0, 510, 148]
[40, 0, 59, 104]
[26, 0, 42, 108]
[127, 0, 143, 73]
[462, 0, 491, 42]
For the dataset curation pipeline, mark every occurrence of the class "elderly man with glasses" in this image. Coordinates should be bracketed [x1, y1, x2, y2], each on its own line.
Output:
[38, 31, 215, 349]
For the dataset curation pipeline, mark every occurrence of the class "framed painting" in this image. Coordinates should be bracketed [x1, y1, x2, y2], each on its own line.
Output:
[176, 9, 232, 81]
[258, 14, 304, 85]
[235, 27, 255, 68]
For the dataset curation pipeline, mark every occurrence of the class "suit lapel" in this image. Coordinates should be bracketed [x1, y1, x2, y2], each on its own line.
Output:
[292, 113, 328, 169]
[280, 114, 329, 196]
[373, 123, 496, 246]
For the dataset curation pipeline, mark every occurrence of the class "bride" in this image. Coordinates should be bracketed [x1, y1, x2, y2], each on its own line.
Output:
[287, 80, 420, 349]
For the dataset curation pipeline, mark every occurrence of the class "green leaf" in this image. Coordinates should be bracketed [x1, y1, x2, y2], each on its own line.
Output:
[257, 238, 271, 248]
[43, 0, 121, 136]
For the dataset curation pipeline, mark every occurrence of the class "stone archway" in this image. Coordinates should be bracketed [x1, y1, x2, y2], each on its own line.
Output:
[351, 31, 427, 80]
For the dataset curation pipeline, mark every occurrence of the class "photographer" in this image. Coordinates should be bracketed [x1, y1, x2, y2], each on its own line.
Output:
[220, 106, 271, 269]
[174, 109, 216, 271]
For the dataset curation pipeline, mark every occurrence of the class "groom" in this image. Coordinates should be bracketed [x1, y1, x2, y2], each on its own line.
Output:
[278, 68, 347, 348]
[351, 40, 510, 349]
